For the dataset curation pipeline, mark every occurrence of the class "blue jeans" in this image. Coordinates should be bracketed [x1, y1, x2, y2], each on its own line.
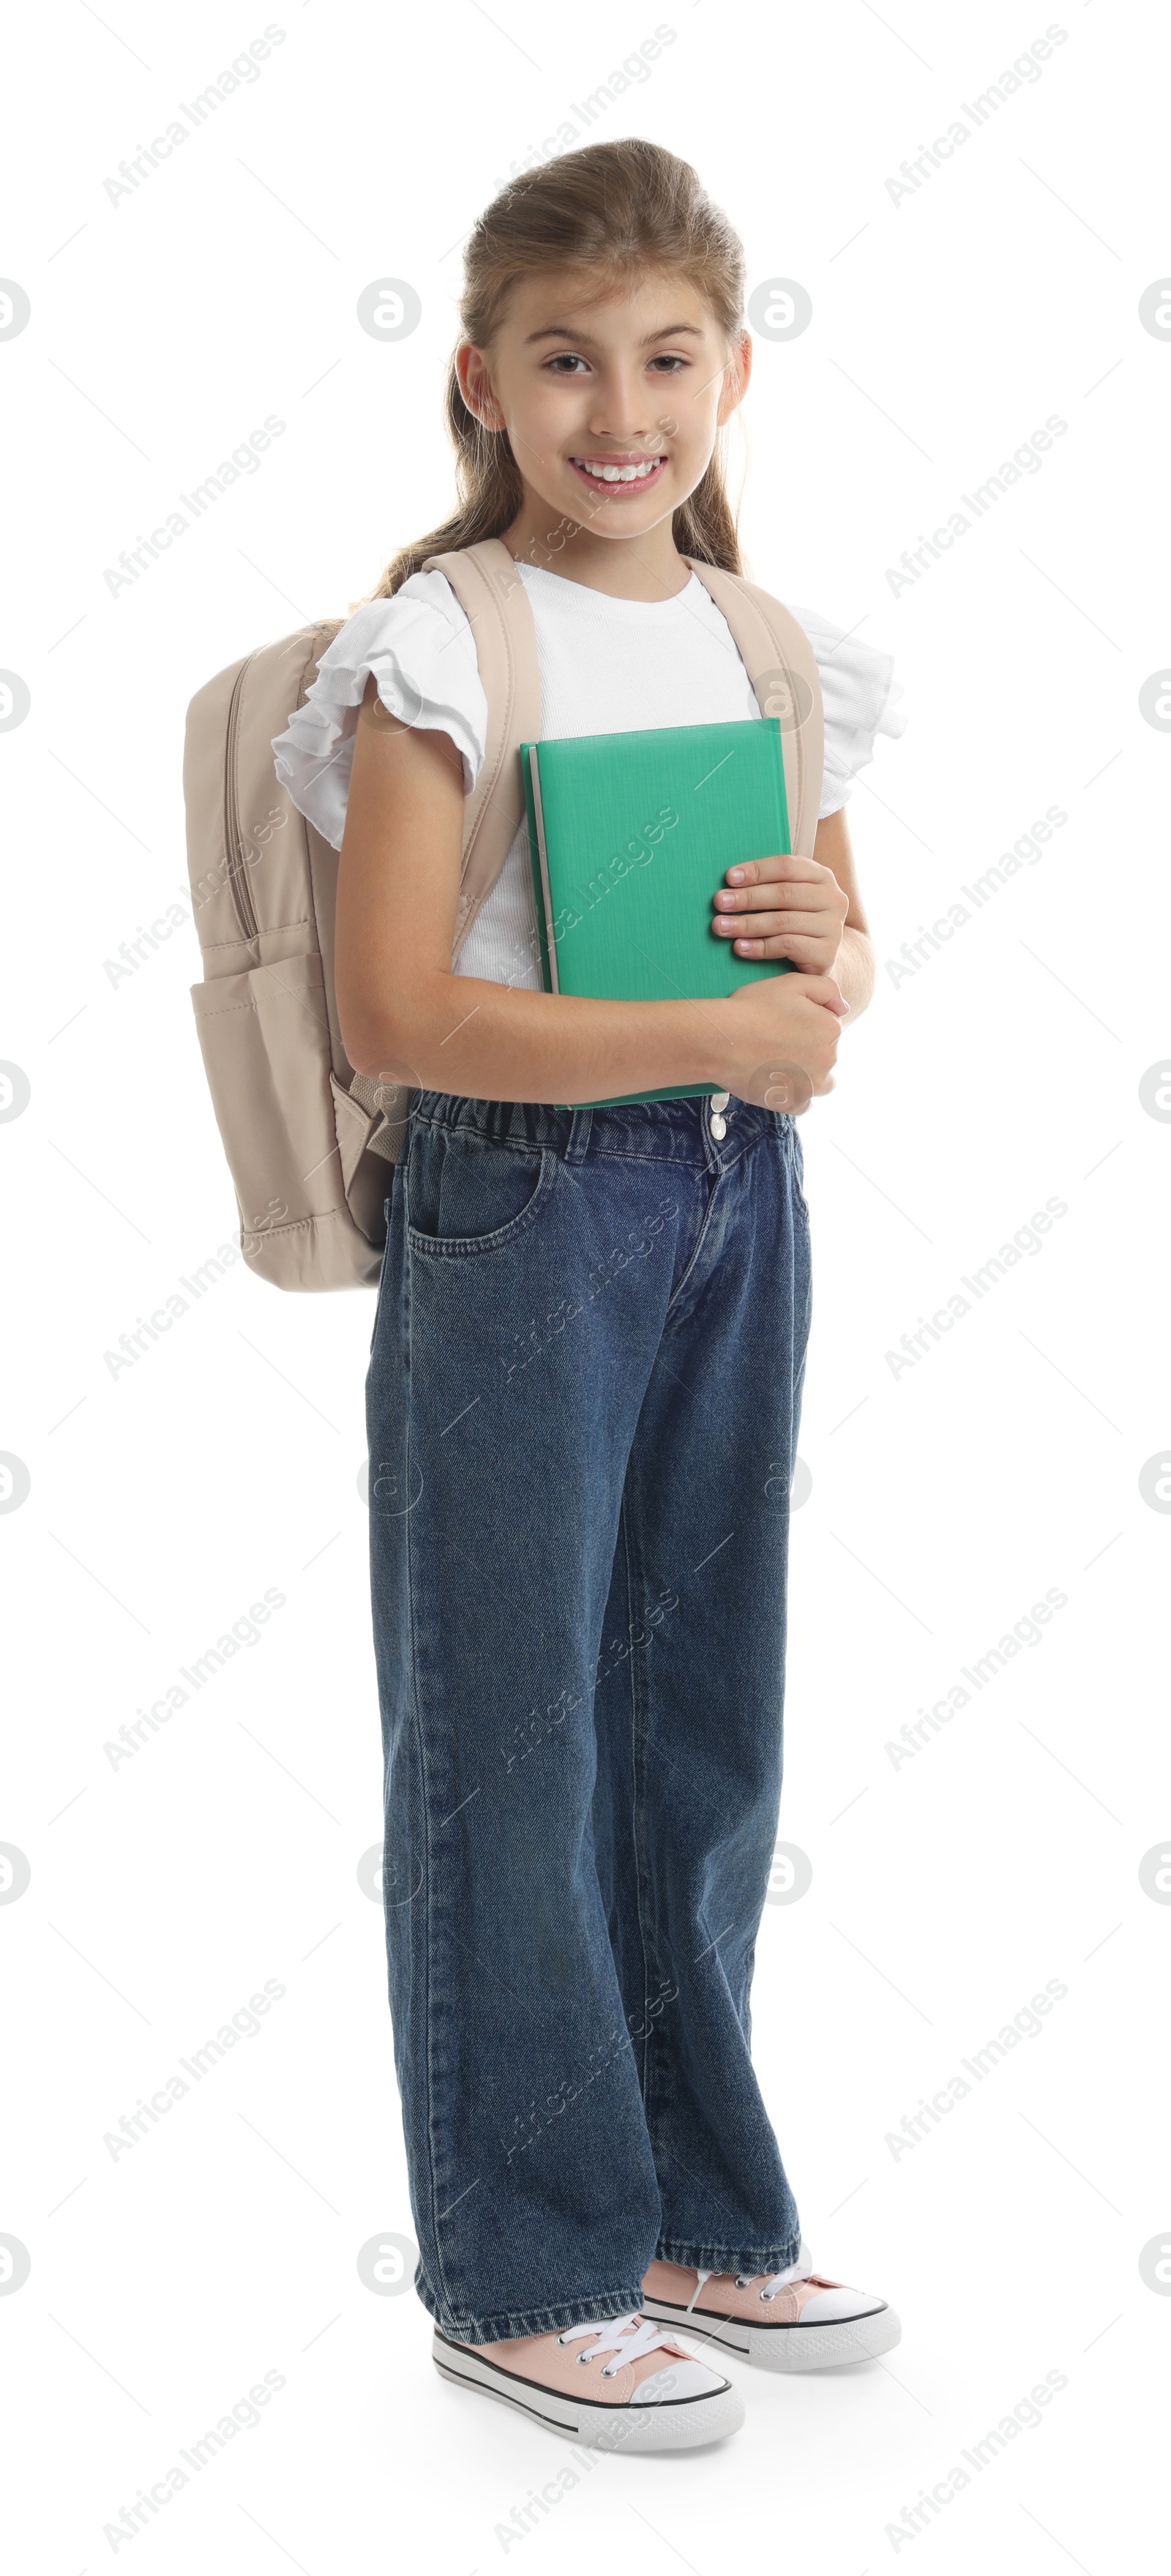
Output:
[366, 1089, 812, 2344]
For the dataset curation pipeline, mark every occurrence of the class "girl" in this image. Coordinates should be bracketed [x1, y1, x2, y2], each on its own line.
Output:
[273, 139, 905, 2452]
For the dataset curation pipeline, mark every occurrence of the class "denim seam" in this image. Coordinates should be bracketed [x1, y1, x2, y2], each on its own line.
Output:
[780, 1122, 811, 1225]
[402, 1231, 457, 2330]
[586, 1154, 704, 1179]
[409, 1117, 772, 1179]
[663, 1165, 725, 1323]
[412, 1134, 702, 1174]
[415, 2273, 649, 2346]
[780, 1129, 813, 1407]
[621, 1489, 654, 2111]
[411, 1119, 545, 1159]
[586, 1140, 757, 1173]
[655, 2235, 803, 2275]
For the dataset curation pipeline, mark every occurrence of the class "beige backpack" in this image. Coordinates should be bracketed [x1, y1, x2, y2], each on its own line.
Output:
[183, 536, 823, 1291]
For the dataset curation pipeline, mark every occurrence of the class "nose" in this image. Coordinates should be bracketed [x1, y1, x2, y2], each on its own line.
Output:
[585, 367, 671, 447]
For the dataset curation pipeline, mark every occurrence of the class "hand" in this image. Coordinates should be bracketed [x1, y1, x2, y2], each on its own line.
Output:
[707, 971, 850, 1110]
[711, 853, 849, 977]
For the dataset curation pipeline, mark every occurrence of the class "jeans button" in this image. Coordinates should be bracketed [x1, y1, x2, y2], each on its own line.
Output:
[710, 1091, 730, 1111]
[709, 1112, 727, 1140]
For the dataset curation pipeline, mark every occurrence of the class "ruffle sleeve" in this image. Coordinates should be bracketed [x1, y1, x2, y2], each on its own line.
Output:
[792, 606, 908, 818]
[270, 572, 488, 849]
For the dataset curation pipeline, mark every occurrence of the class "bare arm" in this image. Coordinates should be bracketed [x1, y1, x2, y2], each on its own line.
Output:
[815, 807, 876, 1018]
[333, 681, 848, 1105]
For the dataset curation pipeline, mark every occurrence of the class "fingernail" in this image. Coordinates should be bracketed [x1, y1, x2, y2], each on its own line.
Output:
[727, 867, 745, 883]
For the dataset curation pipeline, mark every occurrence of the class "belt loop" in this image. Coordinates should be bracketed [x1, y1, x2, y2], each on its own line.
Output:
[564, 1107, 593, 1163]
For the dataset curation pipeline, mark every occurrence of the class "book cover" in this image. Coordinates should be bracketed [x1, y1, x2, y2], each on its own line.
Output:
[521, 716, 793, 1110]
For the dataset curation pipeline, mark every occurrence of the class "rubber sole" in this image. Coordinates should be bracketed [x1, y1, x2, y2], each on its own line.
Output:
[432, 2329, 746, 2449]
[640, 2296, 902, 2373]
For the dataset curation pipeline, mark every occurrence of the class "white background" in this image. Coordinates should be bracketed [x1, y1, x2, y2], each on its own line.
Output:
[2, 1, 1168, 2567]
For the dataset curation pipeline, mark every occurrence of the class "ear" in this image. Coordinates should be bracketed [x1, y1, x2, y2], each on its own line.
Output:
[456, 340, 505, 433]
[716, 329, 752, 428]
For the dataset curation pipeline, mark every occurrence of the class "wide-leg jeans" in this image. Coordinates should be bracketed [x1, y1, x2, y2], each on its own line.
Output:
[366, 1088, 812, 2344]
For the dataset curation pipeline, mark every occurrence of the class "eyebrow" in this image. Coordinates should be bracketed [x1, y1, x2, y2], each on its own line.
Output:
[523, 321, 706, 348]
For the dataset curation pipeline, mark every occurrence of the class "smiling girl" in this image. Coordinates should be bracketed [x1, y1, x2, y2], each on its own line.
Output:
[273, 138, 905, 2452]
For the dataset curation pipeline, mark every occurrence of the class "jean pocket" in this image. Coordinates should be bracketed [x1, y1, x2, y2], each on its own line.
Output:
[405, 1127, 559, 1258]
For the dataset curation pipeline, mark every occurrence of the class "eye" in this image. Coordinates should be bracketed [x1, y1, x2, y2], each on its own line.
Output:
[649, 354, 688, 373]
[544, 353, 590, 374]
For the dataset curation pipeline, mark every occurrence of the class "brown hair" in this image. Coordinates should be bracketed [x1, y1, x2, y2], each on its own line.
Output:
[371, 138, 747, 599]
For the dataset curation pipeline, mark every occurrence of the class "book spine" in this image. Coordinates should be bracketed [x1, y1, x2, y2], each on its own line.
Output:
[528, 747, 561, 996]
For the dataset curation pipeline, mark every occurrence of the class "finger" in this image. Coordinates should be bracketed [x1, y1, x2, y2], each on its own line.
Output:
[724, 854, 825, 889]
[722, 934, 835, 961]
[780, 971, 848, 1013]
[713, 903, 839, 934]
[730, 937, 837, 968]
[715, 879, 829, 916]
[801, 977, 850, 1015]
[714, 919, 841, 953]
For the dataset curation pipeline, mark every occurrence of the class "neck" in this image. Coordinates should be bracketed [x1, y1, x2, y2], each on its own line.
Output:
[501, 505, 692, 602]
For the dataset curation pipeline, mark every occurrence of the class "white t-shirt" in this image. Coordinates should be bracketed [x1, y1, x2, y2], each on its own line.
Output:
[272, 561, 905, 992]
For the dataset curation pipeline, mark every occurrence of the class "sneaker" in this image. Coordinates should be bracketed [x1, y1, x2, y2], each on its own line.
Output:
[640, 2242, 900, 2372]
[433, 2310, 745, 2449]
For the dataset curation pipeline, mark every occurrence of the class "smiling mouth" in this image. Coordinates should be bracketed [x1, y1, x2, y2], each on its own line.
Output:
[568, 455, 667, 490]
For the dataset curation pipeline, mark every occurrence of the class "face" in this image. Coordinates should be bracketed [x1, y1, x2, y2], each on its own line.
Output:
[457, 268, 750, 545]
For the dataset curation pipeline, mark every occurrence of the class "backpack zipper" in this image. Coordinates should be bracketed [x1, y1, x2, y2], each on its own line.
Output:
[223, 654, 260, 947]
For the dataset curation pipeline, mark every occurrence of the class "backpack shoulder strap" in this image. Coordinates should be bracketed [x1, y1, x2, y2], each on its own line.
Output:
[684, 562, 825, 856]
[421, 537, 540, 961]
[414, 543, 824, 935]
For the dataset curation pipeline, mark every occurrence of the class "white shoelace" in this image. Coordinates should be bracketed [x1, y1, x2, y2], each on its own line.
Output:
[558, 2313, 684, 2380]
[684, 2239, 815, 2312]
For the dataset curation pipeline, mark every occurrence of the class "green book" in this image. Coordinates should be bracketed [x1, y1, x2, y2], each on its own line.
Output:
[521, 716, 793, 1109]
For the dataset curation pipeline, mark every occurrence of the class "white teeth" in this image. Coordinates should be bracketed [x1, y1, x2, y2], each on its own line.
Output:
[573, 458, 662, 482]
